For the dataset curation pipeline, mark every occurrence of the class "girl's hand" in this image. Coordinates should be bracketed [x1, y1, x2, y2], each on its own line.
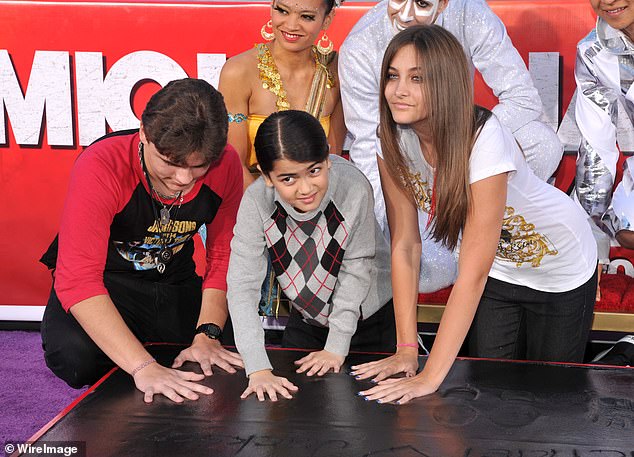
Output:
[241, 370, 298, 402]
[358, 372, 440, 405]
[294, 350, 345, 376]
[350, 348, 419, 382]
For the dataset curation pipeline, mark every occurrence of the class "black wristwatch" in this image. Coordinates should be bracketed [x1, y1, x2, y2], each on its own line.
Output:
[195, 323, 223, 341]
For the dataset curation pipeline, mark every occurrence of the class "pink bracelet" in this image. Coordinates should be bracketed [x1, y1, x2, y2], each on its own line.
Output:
[131, 358, 156, 376]
[396, 343, 418, 348]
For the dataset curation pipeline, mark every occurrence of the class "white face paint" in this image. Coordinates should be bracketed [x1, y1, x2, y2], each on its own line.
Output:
[387, 0, 440, 32]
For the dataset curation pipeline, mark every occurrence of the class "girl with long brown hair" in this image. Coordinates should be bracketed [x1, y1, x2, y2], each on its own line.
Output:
[352, 25, 598, 403]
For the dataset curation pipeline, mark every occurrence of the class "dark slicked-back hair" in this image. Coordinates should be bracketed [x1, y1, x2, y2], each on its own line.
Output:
[141, 78, 228, 166]
[255, 110, 329, 174]
[322, 0, 337, 14]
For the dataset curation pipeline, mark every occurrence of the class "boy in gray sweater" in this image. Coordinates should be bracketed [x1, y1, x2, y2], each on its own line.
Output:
[228, 111, 395, 401]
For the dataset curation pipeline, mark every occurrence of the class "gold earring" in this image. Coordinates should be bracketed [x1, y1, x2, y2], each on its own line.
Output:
[261, 20, 275, 41]
[316, 32, 333, 55]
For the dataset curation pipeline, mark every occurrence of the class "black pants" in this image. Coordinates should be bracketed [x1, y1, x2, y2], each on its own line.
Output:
[468, 270, 598, 363]
[282, 300, 397, 354]
[40, 272, 218, 388]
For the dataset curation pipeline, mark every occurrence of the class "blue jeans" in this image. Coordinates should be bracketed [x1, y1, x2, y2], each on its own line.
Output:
[468, 270, 598, 363]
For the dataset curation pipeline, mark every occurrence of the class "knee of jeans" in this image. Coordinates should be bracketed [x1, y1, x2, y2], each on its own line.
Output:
[43, 338, 101, 388]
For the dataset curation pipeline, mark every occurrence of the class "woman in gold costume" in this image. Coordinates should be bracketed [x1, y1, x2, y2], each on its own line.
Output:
[219, 0, 345, 189]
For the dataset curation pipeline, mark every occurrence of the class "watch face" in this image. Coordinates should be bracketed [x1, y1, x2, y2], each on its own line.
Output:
[197, 323, 222, 340]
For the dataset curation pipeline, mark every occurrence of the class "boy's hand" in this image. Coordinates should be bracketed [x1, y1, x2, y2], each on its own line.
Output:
[241, 370, 298, 401]
[294, 350, 345, 376]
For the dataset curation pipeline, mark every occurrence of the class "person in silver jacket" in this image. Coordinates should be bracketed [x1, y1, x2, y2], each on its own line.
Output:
[575, 12, 634, 263]
[339, 0, 562, 293]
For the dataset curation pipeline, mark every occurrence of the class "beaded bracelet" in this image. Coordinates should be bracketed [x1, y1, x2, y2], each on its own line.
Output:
[131, 358, 157, 376]
[396, 343, 419, 348]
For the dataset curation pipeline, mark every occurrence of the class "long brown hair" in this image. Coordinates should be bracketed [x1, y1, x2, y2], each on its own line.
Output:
[379, 25, 491, 250]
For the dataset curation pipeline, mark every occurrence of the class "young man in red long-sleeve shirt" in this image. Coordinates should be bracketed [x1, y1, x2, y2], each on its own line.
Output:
[41, 78, 244, 403]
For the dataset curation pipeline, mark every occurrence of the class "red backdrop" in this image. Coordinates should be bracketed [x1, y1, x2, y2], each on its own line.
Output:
[0, 0, 596, 317]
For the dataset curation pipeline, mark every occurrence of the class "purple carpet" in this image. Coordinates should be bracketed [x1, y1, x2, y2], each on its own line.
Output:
[0, 330, 86, 444]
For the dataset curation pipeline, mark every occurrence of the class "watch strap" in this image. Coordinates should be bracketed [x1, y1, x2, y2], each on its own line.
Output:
[195, 323, 223, 340]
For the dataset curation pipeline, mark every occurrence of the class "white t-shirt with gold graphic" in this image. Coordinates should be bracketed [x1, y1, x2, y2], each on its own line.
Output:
[397, 115, 597, 293]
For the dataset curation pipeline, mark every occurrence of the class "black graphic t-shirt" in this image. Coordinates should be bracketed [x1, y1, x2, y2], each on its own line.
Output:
[53, 131, 242, 311]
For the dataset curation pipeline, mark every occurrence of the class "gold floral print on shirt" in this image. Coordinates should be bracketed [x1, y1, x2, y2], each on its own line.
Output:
[402, 168, 432, 213]
[497, 206, 557, 267]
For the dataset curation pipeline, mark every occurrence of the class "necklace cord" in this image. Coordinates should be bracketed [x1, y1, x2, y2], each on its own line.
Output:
[138, 143, 183, 271]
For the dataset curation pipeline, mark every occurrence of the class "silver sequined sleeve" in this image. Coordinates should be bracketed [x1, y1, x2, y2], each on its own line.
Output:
[340, 0, 561, 229]
[453, 0, 541, 131]
[574, 34, 620, 221]
[442, 0, 563, 180]
[339, 3, 391, 232]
